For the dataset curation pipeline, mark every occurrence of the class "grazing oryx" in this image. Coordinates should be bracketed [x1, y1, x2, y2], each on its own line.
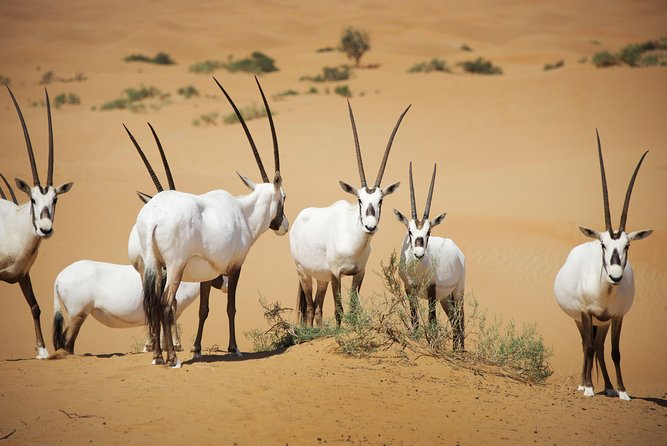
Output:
[393, 163, 465, 350]
[124, 122, 228, 358]
[0, 86, 73, 359]
[290, 101, 409, 327]
[554, 130, 651, 401]
[135, 76, 288, 367]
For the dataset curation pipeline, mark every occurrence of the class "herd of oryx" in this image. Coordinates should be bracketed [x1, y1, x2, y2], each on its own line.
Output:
[0, 77, 653, 401]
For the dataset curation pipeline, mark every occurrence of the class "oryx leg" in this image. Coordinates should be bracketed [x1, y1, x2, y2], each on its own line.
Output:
[314, 280, 328, 327]
[351, 271, 365, 313]
[19, 273, 48, 359]
[295, 281, 307, 325]
[191, 280, 212, 359]
[611, 317, 630, 401]
[593, 324, 615, 396]
[442, 288, 465, 351]
[298, 275, 315, 327]
[331, 274, 343, 328]
[64, 313, 87, 354]
[226, 267, 243, 357]
[162, 269, 183, 368]
[405, 284, 419, 333]
[171, 300, 183, 351]
[427, 284, 437, 326]
[579, 312, 595, 397]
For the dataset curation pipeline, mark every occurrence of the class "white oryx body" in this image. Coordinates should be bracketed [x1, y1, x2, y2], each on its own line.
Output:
[553, 130, 652, 401]
[1, 86, 73, 359]
[290, 101, 409, 327]
[52, 261, 206, 352]
[394, 163, 465, 350]
[134, 77, 288, 367]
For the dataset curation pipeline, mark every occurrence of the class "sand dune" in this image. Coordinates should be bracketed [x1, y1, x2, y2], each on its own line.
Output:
[1, 0, 666, 443]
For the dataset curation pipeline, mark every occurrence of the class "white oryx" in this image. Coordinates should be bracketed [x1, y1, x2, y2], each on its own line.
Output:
[51, 126, 227, 355]
[290, 101, 409, 327]
[393, 163, 465, 350]
[0, 86, 73, 359]
[135, 77, 288, 367]
[554, 130, 651, 401]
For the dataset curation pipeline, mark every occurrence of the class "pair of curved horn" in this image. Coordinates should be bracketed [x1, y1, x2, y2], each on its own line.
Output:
[5, 84, 55, 187]
[595, 129, 649, 235]
[124, 123, 175, 193]
[0, 172, 18, 204]
[213, 76, 280, 183]
[409, 162, 437, 221]
[347, 100, 411, 189]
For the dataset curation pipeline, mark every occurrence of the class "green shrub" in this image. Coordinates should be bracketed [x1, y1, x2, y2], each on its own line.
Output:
[543, 60, 564, 71]
[618, 44, 643, 66]
[301, 65, 351, 82]
[39, 70, 55, 85]
[307, 86, 319, 94]
[460, 43, 473, 52]
[274, 89, 299, 98]
[124, 52, 175, 65]
[316, 46, 336, 53]
[177, 85, 199, 98]
[225, 51, 278, 74]
[99, 85, 162, 111]
[223, 102, 269, 124]
[334, 85, 352, 98]
[340, 26, 370, 67]
[591, 50, 618, 67]
[189, 60, 224, 74]
[408, 58, 450, 73]
[461, 57, 503, 75]
[53, 93, 80, 108]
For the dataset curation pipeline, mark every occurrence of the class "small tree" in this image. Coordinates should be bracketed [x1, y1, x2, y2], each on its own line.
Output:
[341, 26, 370, 67]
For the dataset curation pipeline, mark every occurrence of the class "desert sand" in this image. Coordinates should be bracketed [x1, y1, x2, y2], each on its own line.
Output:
[0, 0, 666, 444]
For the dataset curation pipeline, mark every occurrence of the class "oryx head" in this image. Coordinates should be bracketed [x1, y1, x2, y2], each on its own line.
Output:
[7, 85, 73, 238]
[393, 163, 446, 260]
[579, 130, 652, 285]
[124, 122, 176, 204]
[215, 76, 288, 236]
[339, 101, 409, 234]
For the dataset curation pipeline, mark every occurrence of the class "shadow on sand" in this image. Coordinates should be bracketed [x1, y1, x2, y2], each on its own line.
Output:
[182, 347, 288, 365]
[634, 396, 667, 408]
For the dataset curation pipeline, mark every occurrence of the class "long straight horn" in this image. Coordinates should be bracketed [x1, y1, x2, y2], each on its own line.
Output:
[213, 77, 269, 183]
[423, 163, 437, 220]
[0, 172, 18, 204]
[45, 88, 54, 186]
[374, 104, 411, 188]
[618, 150, 649, 233]
[347, 100, 367, 187]
[123, 124, 163, 192]
[147, 123, 175, 190]
[409, 162, 417, 220]
[596, 129, 612, 234]
[254, 76, 279, 175]
[6, 85, 41, 186]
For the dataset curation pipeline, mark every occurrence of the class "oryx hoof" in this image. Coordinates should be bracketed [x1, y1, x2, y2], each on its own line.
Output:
[36, 347, 49, 360]
[583, 386, 594, 397]
[577, 385, 585, 392]
[618, 391, 631, 401]
[151, 357, 165, 365]
[170, 358, 182, 369]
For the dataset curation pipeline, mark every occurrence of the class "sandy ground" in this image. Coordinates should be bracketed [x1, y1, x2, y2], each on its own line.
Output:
[0, 0, 666, 444]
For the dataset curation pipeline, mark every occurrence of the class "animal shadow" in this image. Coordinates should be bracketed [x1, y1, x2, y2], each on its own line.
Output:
[183, 347, 288, 365]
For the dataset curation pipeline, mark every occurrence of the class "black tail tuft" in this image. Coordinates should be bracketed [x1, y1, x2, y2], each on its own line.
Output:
[142, 266, 164, 342]
[53, 311, 67, 351]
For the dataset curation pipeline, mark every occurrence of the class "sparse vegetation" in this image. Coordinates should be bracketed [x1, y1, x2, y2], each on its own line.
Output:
[192, 112, 220, 127]
[39, 70, 55, 85]
[53, 93, 81, 108]
[591, 50, 618, 67]
[223, 102, 269, 124]
[307, 86, 319, 94]
[340, 26, 370, 67]
[189, 60, 224, 74]
[274, 89, 299, 99]
[334, 85, 352, 98]
[177, 85, 199, 99]
[245, 252, 553, 383]
[99, 85, 164, 112]
[300, 65, 351, 82]
[38, 71, 87, 85]
[460, 43, 473, 52]
[543, 60, 564, 71]
[189, 52, 278, 75]
[316, 46, 336, 53]
[0, 75, 10, 85]
[408, 58, 451, 73]
[124, 52, 176, 65]
[460, 57, 503, 75]
[592, 38, 667, 68]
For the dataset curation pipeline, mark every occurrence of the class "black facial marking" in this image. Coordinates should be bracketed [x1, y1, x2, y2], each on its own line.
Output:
[415, 237, 425, 248]
[269, 199, 284, 230]
[40, 206, 51, 220]
[610, 248, 621, 266]
[366, 204, 375, 217]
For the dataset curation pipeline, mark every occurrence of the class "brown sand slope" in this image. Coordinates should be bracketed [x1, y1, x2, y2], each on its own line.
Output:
[0, 0, 666, 443]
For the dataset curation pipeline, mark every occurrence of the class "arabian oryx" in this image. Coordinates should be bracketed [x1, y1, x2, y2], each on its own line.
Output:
[135, 76, 288, 367]
[0, 86, 73, 359]
[393, 163, 465, 350]
[51, 124, 226, 355]
[554, 130, 652, 401]
[290, 101, 409, 327]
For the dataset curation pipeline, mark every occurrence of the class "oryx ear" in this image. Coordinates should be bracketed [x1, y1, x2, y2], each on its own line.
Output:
[273, 171, 282, 188]
[393, 209, 409, 226]
[15, 178, 31, 196]
[382, 182, 400, 196]
[136, 191, 152, 204]
[339, 181, 357, 196]
[628, 229, 653, 241]
[431, 212, 447, 227]
[579, 226, 600, 239]
[55, 182, 74, 195]
[237, 172, 257, 191]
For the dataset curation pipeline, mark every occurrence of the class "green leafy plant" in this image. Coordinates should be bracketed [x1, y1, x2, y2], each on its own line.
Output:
[124, 52, 175, 65]
[53, 93, 81, 108]
[543, 60, 564, 71]
[300, 65, 351, 82]
[99, 85, 163, 112]
[340, 26, 370, 67]
[408, 58, 450, 73]
[225, 52, 278, 74]
[460, 57, 503, 75]
[189, 60, 224, 74]
[177, 85, 199, 98]
[460, 43, 473, 52]
[274, 89, 299, 99]
[223, 102, 269, 124]
[334, 85, 352, 98]
[592, 50, 618, 67]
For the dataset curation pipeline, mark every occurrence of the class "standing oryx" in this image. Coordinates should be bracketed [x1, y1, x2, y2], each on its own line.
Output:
[0, 86, 73, 359]
[393, 163, 465, 350]
[290, 100, 409, 327]
[134, 76, 288, 367]
[554, 130, 652, 401]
